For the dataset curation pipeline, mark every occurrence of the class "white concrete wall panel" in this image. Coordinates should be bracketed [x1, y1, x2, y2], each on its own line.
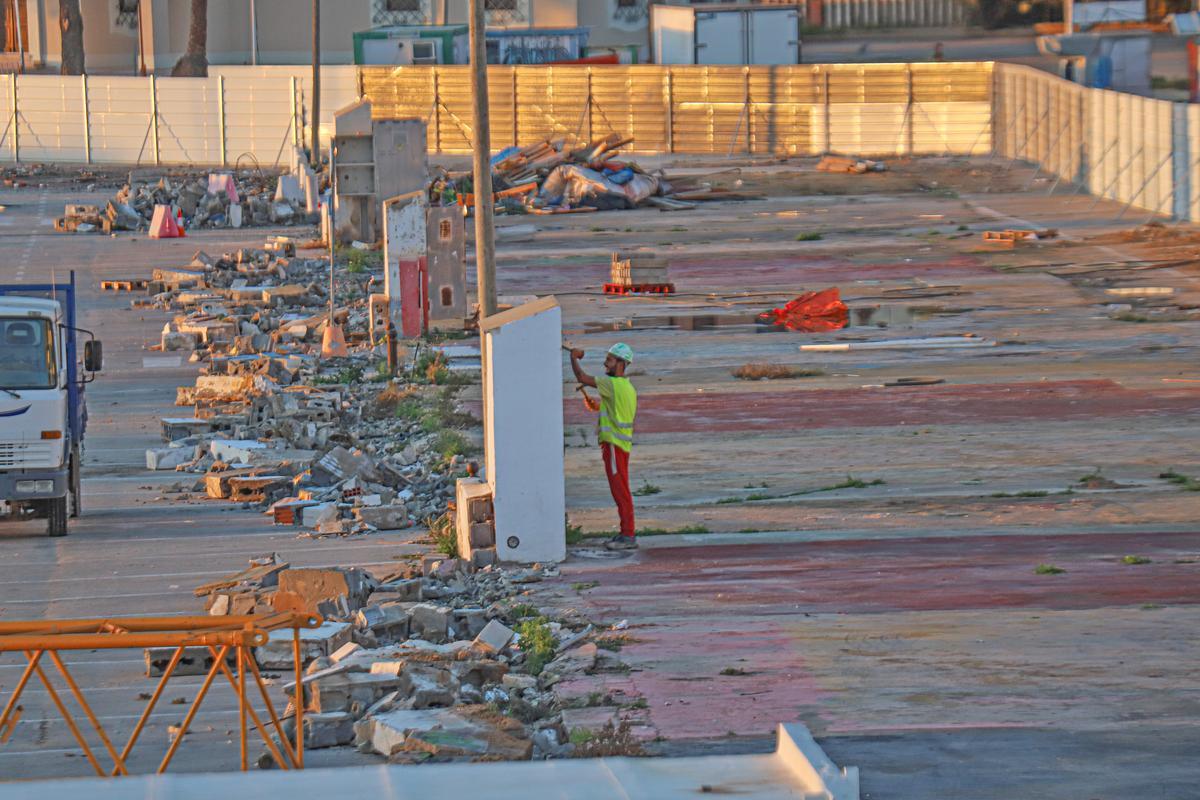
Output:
[154, 78, 220, 165]
[482, 297, 566, 565]
[86, 76, 155, 164]
[822, 0, 969, 28]
[15, 75, 87, 162]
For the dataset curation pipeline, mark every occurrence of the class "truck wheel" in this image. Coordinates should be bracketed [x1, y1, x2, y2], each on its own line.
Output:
[70, 446, 82, 518]
[47, 496, 68, 537]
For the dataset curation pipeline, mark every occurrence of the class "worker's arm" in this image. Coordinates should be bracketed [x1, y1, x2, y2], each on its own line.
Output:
[569, 349, 597, 388]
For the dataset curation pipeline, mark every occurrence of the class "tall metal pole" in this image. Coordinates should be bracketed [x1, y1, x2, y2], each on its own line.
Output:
[311, 0, 320, 167]
[1063, 0, 1073, 34]
[250, 0, 259, 66]
[12, 0, 24, 74]
[470, 0, 497, 319]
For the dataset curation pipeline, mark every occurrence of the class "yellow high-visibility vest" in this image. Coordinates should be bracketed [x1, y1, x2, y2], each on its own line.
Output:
[595, 375, 637, 453]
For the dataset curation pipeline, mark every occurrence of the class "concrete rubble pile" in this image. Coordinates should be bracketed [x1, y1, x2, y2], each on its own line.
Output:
[188, 557, 628, 763]
[57, 168, 316, 233]
[137, 235, 475, 535]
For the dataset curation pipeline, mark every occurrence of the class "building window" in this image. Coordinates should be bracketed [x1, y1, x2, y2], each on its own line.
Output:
[115, 0, 139, 29]
[439, 219, 452, 241]
[372, 0, 427, 26]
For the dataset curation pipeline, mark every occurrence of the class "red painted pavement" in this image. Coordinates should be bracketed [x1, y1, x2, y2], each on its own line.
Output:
[563, 530, 1200, 738]
[564, 379, 1200, 433]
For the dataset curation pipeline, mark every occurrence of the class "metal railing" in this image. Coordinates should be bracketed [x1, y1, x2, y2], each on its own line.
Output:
[0, 612, 320, 777]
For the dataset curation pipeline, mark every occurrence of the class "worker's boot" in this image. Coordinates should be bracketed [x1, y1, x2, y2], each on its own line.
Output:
[605, 534, 638, 551]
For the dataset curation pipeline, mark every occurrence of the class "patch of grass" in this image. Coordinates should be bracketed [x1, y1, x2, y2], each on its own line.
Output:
[716, 497, 743, 505]
[744, 482, 769, 489]
[718, 475, 884, 505]
[568, 728, 595, 745]
[633, 524, 710, 536]
[426, 511, 458, 558]
[434, 430, 475, 459]
[311, 365, 364, 385]
[1111, 311, 1154, 323]
[595, 634, 637, 652]
[1159, 470, 1200, 491]
[341, 246, 381, 274]
[1122, 555, 1152, 565]
[796, 231, 823, 241]
[514, 616, 558, 675]
[1034, 564, 1065, 575]
[1078, 470, 1104, 483]
[566, 517, 585, 545]
[571, 721, 646, 758]
[508, 603, 539, 620]
[623, 697, 649, 709]
[571, 581, 600, 592]
[745, 493, 770, 502]
[633, 481, 661, 496]
[957, 224, 969, 231]
[732, 363, 825, 381]
[719, 667, 750, 676]
[1141, 603, 1163, 610]
[828, 475, 886, 491]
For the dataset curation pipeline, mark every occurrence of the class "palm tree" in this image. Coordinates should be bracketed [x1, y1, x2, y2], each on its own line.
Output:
[171, 0, 208, 77]
[59, 0, 84, 75]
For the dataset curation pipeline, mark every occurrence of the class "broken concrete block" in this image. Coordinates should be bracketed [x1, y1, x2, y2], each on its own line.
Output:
[255, 622, 352, 669]
[473, 619, 515, 654]
[144, 646, 235, 678]
[501, 673, 537, 692]
[145, 446, 194, 470]
[300, 502, 338, 528]
[358, 708, 458, 757]
[354, 504, 409, 531]
[330, 642, 362, 663]
[209, 439, 268, 463]
[402, 665, 458, 709]
[407, 604, 452, 643]
[303, 711, 355, 749]
[311, 671, 403, 715]
[355, 603, 410, 639]
[276, 567, 371, 614]
[453, 608, 488, 639]
[543, 642, 598, 677]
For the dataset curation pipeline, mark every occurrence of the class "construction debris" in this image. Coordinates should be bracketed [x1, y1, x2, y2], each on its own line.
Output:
[816, 155, 887, 174]
[56, 169, 314, 233]
[182, 552, 631, 762]
[430, 133, 760, 215]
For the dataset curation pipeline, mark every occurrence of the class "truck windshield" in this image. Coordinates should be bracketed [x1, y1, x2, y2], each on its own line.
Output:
[0, 317, 57, 390]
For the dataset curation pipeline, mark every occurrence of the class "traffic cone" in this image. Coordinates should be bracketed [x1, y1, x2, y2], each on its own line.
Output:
[175, 208, 187, 237]
[321, 320, 349, 358]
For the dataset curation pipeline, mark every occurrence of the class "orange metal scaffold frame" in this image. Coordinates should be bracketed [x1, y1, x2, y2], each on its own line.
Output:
[0, 612, 322, 776]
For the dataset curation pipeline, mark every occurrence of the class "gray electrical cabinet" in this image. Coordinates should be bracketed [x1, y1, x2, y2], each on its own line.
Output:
[651, 4, 802, 65]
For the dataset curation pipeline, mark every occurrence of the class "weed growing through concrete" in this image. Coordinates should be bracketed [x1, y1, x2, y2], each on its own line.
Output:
[744, 482, 769, 489]
[1034, 564, 1065, 575]
[633, 482, 661, 496]
[634, 525, 710, 536]
[732, 363, 825, 381]
[565, 518, 585, 545]
[312, 365, 364, 385]
[991, 490, 1050, 498]
[426, 512, 459, 558]
[514, 617, 558, 675]
[796, 232, 823, 241]
[570, 721, 646, 757]
[719, 667, 750, 676]
[571, 581, 600, 592]
[1159, 470, 1200, 491]
[435, 430, 474, 459]
[1122, 555, 1152, 565]
[717, 475, 884, 505]
[507, 603, 540, 619]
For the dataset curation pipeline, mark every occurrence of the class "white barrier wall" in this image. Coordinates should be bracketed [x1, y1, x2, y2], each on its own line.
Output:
[821, 0, 972, 28]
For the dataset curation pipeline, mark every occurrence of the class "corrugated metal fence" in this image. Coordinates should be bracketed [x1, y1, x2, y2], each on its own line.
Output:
[4, 62, 1200, 221]
[359, 63, 993, 156]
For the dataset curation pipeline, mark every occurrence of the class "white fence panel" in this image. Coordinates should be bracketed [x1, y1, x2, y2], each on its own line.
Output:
[16, 75, 87, 162]
[155, 77, 221, 166]
[1186, 104, 1200, 221]
[221, 74, 296, 168]
[822, 0, 970, 28]
[0, 75, 14, 161]
[913, 101, 990, 154]
[210, 65, 359, 155]
[87, 76, 155, 164]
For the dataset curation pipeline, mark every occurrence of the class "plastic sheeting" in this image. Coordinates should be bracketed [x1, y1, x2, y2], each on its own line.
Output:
[758, 287, 848, 332]
[538, 165, 632, 210]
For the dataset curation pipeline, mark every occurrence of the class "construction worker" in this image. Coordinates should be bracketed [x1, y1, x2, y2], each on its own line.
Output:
[569, 343, 638, 550]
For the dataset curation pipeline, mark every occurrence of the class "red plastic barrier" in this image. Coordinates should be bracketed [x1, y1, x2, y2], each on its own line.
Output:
[759, 287, 848, 332]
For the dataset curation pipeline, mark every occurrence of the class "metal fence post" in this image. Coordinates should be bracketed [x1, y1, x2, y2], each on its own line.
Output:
[665, 68, 674, 154]
[11, 74, 19, 163]
[149, 75, 160, 165]
[81, 74, 91, 164]
[823, 69, 831, 154]
[217, 75, 227, 166]
[289, 76, 299, 150]
[512, 68, 519, 148]
[432, 69, 441, 154]
[905, 64, 914, 155]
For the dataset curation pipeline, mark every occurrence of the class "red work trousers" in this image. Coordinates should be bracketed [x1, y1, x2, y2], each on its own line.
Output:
[601, 442, 635, 538]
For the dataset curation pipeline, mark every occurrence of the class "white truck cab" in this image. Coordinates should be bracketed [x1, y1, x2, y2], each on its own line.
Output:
[0, 275, 101, 536]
